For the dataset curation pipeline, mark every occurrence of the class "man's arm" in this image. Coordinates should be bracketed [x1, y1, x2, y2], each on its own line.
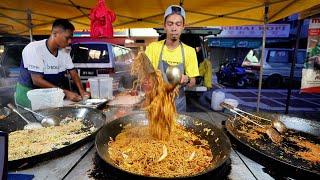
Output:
[69, 69, 90, 98]
[31, 73, 82, 101]
[180, 75, 196, 87]
[31, 73, 56, 88]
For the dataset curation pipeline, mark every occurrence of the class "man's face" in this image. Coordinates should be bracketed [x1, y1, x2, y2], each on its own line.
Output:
[164, 14, 184, 41]
[53, 28, 73, 48]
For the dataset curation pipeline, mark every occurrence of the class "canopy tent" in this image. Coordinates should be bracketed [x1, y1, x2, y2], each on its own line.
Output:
[0, 0, 319, 35]
[300, 4, 320, 19]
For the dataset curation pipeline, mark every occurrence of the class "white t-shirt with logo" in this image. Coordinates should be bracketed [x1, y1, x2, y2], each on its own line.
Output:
[23, 39, 74, 73]
[19, 39, 74, 88]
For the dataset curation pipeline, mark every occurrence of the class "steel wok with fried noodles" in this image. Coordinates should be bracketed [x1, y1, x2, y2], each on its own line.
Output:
[226, 113, 320, 176]
[0, 106, 106, 169]
[95, 112, 231, 178]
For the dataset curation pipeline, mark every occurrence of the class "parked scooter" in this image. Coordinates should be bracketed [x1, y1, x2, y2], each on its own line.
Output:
[216, 58, 250, 88]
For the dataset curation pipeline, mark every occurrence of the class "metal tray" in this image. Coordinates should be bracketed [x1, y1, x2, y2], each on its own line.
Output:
[68, 99, 108, 109]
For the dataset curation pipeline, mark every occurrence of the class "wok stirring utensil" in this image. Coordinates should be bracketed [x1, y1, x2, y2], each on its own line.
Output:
[221, 103, 287, 133]
[221, 102, 283, 143]
[166, 65, 182, 86]
[271, 116, 287, 134]
[233, 106, 287, 134]
[16, 105, 60, 127]
[7, 103, 43, 130]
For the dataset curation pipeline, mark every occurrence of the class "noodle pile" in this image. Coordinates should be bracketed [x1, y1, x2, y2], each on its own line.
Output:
[108, 124, 213, 177]
[131, 51, 178, 140]
[144, 71, 178, 140]
[9, 117, 95, 161]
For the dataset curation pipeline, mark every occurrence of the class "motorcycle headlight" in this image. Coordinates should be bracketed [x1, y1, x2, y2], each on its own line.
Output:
[221, 65, 224, 69]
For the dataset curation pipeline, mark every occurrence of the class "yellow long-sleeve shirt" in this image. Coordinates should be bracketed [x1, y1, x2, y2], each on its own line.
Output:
[199, 59, 212, 88]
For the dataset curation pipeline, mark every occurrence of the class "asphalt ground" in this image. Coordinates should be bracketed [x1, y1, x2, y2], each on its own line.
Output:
[186, 86, 320, 121]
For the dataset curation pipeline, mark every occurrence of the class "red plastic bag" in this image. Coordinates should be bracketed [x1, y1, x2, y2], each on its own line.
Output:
[90, 0, 116, 37]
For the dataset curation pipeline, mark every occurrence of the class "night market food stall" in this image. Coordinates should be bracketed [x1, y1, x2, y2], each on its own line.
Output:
[1, 0, 320, 179]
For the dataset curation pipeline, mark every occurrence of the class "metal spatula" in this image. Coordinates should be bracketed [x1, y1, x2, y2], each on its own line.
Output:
[7, 104, 43, 130]
[17, 105, 60, 127]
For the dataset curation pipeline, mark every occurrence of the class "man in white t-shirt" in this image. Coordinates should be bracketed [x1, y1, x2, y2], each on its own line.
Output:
[16, 19, 89, 108]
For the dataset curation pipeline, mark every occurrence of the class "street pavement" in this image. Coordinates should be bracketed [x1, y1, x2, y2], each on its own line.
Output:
[220, 88, 320, 112]
[186, 85, 320, 121]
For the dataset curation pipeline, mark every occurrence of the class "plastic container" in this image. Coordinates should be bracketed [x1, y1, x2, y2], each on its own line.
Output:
[88, 77, 113, 99]
[27, 88, 64, 110]
[211, 90, 225, 111]
[99, 77, 113, 99]
[224, 98, 239, 108]
[88, 78, 99, 99]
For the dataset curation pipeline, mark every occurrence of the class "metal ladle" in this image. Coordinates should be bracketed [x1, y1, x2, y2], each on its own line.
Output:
[239, 108, 287, 134]
[229, 108, 283, 143]
[221, 102, 287, 134]
[221, 103, 283, 143]
[17, 105, 60, 127]
[7, 104, 43, 130]
[166, 65, 182, 86]
[271, 116, 287, 134]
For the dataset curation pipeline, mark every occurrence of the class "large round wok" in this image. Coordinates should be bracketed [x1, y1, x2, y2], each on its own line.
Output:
[0, 107, 106, 169]
[95, 112, 231, 178]
[226, 113, 320, 176]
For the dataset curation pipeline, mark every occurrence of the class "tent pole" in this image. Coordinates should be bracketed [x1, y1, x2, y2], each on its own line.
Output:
[27, 9, 33, 42]
[257, 4, 269, 112]
[285, 17, 303, 114]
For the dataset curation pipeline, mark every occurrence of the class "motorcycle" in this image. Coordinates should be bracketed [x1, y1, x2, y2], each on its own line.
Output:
[216, 60, 250, 88]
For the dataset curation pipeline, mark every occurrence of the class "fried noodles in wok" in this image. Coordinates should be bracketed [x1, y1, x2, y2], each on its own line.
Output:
[9, 117, 95, 161]
[228, 116, 320, 165]
[108, 124, 213, 177]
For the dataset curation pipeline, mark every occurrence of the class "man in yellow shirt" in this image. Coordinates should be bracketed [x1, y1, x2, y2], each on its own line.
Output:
[145, 5, 199, 112]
